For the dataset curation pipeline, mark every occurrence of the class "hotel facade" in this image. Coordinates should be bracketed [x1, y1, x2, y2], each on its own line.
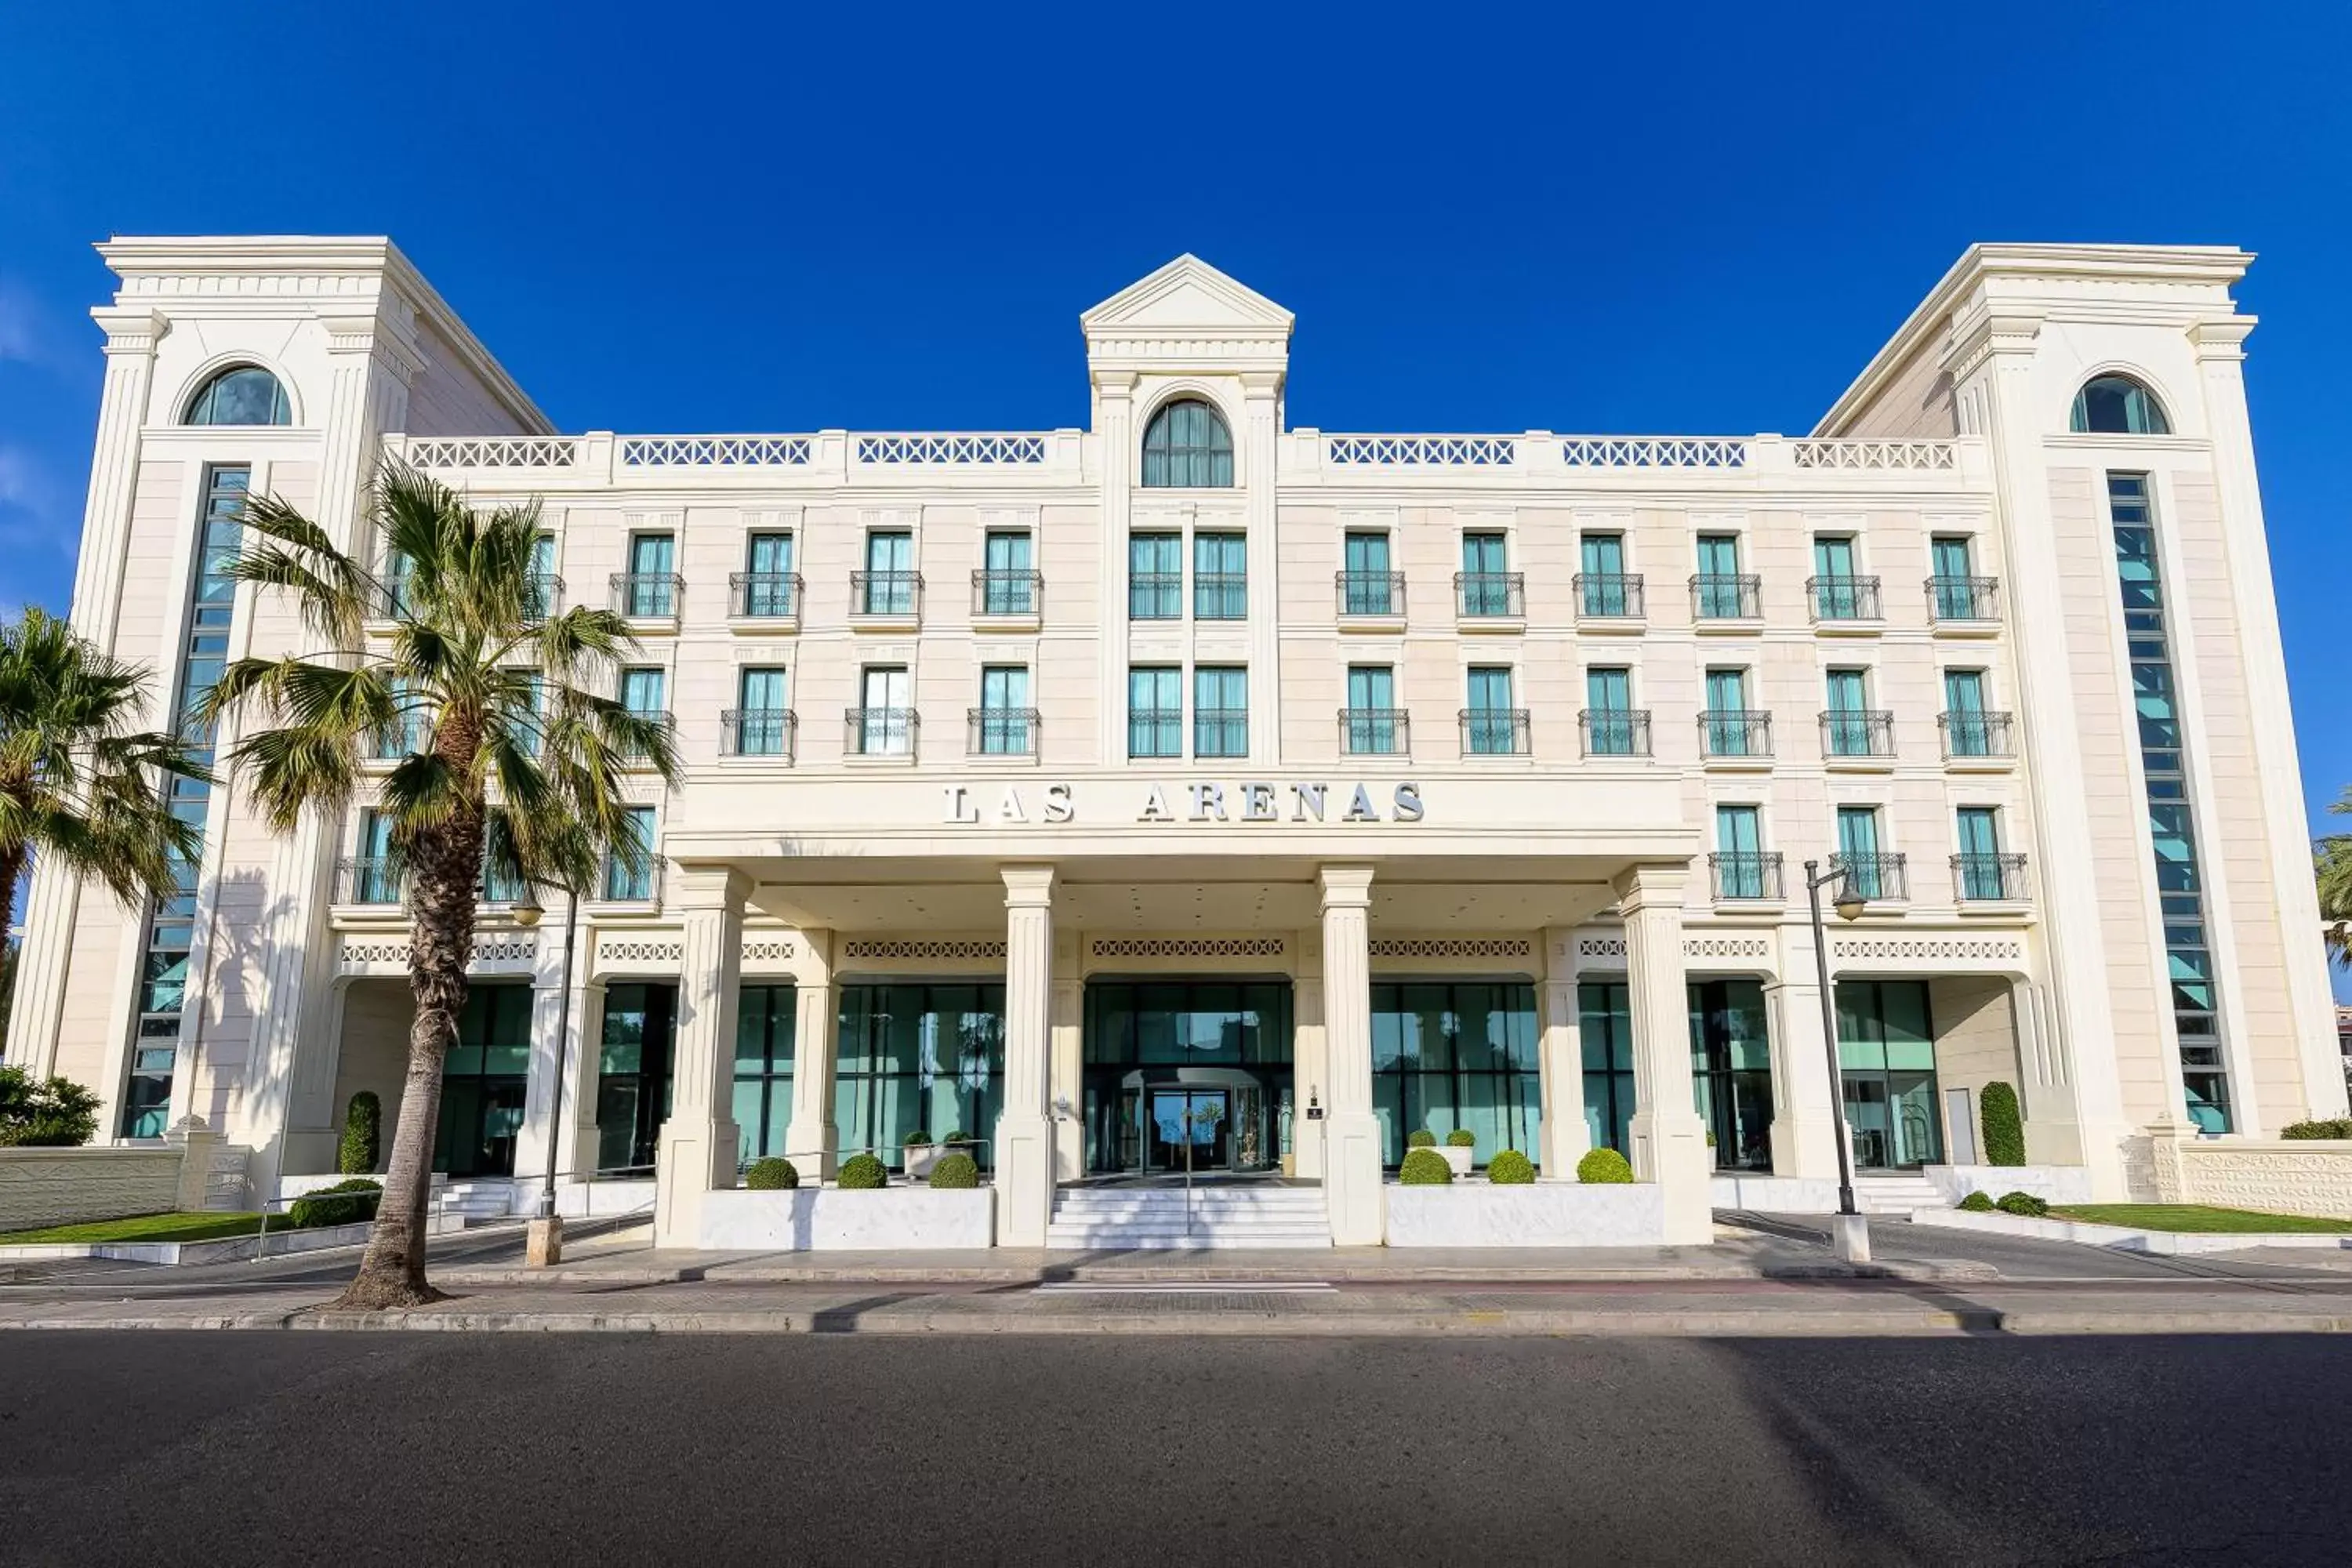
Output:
[7, 238, 2345, 1248]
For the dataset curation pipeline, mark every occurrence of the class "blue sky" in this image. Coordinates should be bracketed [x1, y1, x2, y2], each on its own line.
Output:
[2, 0, 2347, 834]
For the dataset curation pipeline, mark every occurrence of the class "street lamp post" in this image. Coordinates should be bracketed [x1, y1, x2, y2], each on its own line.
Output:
[1802, 857, 1870, 1263]
[510, 884, 581, 1267]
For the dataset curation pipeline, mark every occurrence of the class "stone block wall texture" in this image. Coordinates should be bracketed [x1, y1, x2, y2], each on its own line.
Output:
[2155, 1138, 2352, 1218]
[0, 1147, 187, 1231]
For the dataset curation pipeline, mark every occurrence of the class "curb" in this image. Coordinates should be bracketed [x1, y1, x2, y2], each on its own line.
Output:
[430, 1259, 1996, 1288]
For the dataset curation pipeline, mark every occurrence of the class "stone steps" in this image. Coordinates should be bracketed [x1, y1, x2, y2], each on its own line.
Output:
[1853, 1175, 1946, 1215]
[1047, 1188, 1334, 1250]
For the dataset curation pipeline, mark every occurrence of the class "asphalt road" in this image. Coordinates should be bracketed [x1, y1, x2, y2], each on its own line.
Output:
[2, 1332, 2347, 1565]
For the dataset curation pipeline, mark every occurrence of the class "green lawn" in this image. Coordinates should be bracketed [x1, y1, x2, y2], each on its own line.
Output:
[0, 1211, 270, 1246]
[2049, 1203, 2352, 1235]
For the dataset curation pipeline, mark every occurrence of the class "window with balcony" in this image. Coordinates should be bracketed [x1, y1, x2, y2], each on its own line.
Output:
[350, 808, 400, 905]
[737, 532, 799, 618]
[978, 531, 1038, 615]
[620, 533, 678, 618]
[183, 365, 291, 426]
[1693, 533, 1758, 619]
[975, 666, 1035, 756]
[1343, 666, 1405, 755]
[1193, 666, 1248, 758]
[1927, 535, 1995, 621]
[1940, 670, 2010, 757]
[527, 532, 561, 619]
[729, 666, 793, 758]
[1712, 805, 1775, 901]
[853, 666, 914, 757]
[1462, 666, 1525, 755]
[1128, 666, 1182, 758]
[1810, 535, 1878, 621]
[1577, 533, 1640, 617]
[1194, 532, 1247, 619]
[1582, 666, 1646, 757]
[1458, 532, 1520, 617]
[2071, 375, 2171, 435]
[1129, 532, 1181, 619]
[1340, 532, 1401, 615]
[601, 807, 658, 902]
[1954, 806, 2023, 901]
[1141, 397, 1233, 488]
[1701, 668, 1767, 757]
[859, 531, 918, 615]
[1835, 805, 1903, 900]
[1822, 668, 1891, 758]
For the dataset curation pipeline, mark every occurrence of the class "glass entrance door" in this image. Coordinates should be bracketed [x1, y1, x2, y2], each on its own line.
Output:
[1145, 1087, 1229, 1174]
[1835, 979, 1942, 1169]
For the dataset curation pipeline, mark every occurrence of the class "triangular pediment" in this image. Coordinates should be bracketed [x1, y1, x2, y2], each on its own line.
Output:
[1081, 255, 1294, 336]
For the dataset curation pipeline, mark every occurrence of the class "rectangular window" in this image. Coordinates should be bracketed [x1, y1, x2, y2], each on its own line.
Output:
[836, 982, 1008, 1173]
[619, 666, 666, 717]
[1835, 979, 1943, 1169]
[977, 665, 1033, 755]
[862, 532, 915, 614]
[742, 532, 795, 617]
[1193, 532, 1247, 619]
[1955, 806, 2005, 898]
[1812, 536, 1869, 619]
[1193, 666, 1248, 758]
[1370, 982, 1541, 1169]
[1835, 806, 1886, 899]
[1824, 667, 1874, 756]
[625, 533, 676, 617]
[733, 984, 797, 1167]
[602, 806, 657, 902]
[1128, 665, 1182, 758]
[1694, 533, 1749, 618]
[735, 666, 790, 757]
[1465, 666, 1519, 754]
[596, 982, 679, 1172]
[1460, 532, 1513, 616]
[1703, 667, 1753, 756]
[355, 808, 398, 904]
[1579, 533, 1633, 615]
[1715, 805, 1766, 898]
[1128, 532, 1181, 619]
[1929, 535, 1982, 619]
[1345, 666, 1401, 754]
[1943, 670, 1990, 756]
[1585, 666, 1635, 755]
[527, 533, 558, 618]
[1342, 532, 1395, 614]
[980, 531, 1035, 614]
[858, 666, 913, 755]
[1579, 982, 1635, 1159]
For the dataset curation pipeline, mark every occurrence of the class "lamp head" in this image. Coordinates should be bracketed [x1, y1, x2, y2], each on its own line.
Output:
[510, 894, 544, 928]
[1833, 886, 1867, 922]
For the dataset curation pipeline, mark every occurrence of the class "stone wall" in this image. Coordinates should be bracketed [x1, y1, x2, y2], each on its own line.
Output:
[2150, 1134, 2352, 1218]
[0, 1147, 187, 1231]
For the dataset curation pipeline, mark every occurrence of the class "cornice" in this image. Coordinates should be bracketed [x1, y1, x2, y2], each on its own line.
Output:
[89, 307, 169, 356]
[1940, 304, 2046, 383]
[2188, 315, 2257, 361]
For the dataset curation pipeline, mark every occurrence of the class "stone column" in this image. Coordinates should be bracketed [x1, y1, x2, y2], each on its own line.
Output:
[1763, 922, 1840, 1182]
[1538, 928, 1589, 1178]
[652, 866, 750, 1247]
[996, 866, 1057, 1245]
[512, 902, 591, 1208]
[1617, 866, 1712, 1243]
[1293, 926, 1327, 1181]
[1319, 866, 1382, 1246]
[1049, 928, 1084, 1183]
[785, 929, 839, 1181]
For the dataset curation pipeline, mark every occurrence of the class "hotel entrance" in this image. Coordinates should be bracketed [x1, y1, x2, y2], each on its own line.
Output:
[1080, 980, 1294, 1178]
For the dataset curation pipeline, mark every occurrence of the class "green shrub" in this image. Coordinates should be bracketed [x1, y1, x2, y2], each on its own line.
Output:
[929, 1152, 980, 1189]
[1995, 1190, 2049, 1218]
[1399, 1148, 1452, 1185]
[902, 1128, 934, 1149]
[1577, 1147, 1635, 1185]
[1486, 1149, 1536, 1185]
[337, 1091, 381, 1175]
[1406, 1129, 1438, 1149]
[938, 1128, 967, 1151]
[1980, 1080, 2027, 1167]
[746, 1157, 798, 1190]
[1445, 1128, 1475, 1149]
[1957, 1191, 1996, 1213]
[285, 1178, 382, 1229]
[838, 1152, 888, 1189]
[2282, 1118, 2352, 1140]
[0, 1066, 100, 1148]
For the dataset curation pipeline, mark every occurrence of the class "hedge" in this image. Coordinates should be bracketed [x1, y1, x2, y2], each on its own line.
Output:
[1980, 1081, 2027, 1167]
[2282, 1118, 2352, 1140]
[286, 1178, 382, 1229]
[929, 1152, 980, 1189]
[838, 1152, 888, 1189]
[746, 1157, 798, 1190]
[1399, 1148, 1452, 1185]
[1406, 1129, 1438, 1149]
[1577, 1147, 1635, 1185]
[338, 1091, 381, 1176]
[1486, 1149, 1536, 1185]
[1995, 1190, 2049, 1218]
[1957, 1191, 1996, 1213]
[1444, 1128, 1476, 1149]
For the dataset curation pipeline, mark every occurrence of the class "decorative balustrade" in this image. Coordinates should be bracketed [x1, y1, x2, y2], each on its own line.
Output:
[1700, 709, 1773, 758]
[1563, 436, 1748, 469]
[405, 437, 578, 470]
[612, 572, 684, 619]
[1820, 710, 1896, 759]
[1831, 852, 1910, 903]
[1459, 708, 1530, 757]
[1339, 709, 1410, 757]
[1940, 710, 2016, 759]
[1709, 851, 1784, 902]
[723, 709, 797, 760]
[855, 434, 1049, 465]
[623, 435, 811, 467]
[1574, 572, 1644, 619]
[1808, 575, 1883, 622]
[1953, 852, 2029, 902]
[1327, 434, 1518, 466]
[847, 706, 919, 759]
[968, 708, 1040, 757]
[1455, 572, 1524, 619]
[851, 571, 923, 617]
[730, 572, 803, 619]
[1927, 575, 2002, 622]
[1335, 572, 1406, 617]
[1791, 439, 1958, 471]
[973, 569, 1043, 616]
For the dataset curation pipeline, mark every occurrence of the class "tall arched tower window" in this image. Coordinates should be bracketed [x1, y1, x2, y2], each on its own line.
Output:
[183, 365, 292, 426]
[2070, 374, 2170, 435]
[1140, 397, 1233, 488]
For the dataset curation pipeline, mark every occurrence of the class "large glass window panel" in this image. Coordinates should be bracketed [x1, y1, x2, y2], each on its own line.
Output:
[1128, 665, 1181, 757]
[835, 984, 1007, 1171]
[1193, 532, 1247, 619]
[1689, 978, 1773, 1171]
[1140, 398, 1234, 488]
[1370, 982, 1539, 1169]
[1193, 665, 1247, 758]
[1833, 980, 1941, 1168]
[435, 985, 531, 1178]
[732, 984, 797, 1166]
[1578, 982, 1635, 1159]
[1128, 532, 1182, 619]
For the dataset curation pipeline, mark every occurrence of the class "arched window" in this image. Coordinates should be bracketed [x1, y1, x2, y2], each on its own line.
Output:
[2070, 374, 2170, 436]
[183, 365, 292, 426]
[1141, 397, 1233, 488]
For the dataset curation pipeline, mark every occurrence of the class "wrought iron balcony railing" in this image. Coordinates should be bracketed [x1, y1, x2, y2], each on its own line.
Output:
[597, 855, 666, 906]
[1939, 710, 2016, 758]
[730, 571, 803, 619]
[1709, 851, 1784, 902]
[722, 708, 797, 760]
[968, 707, 1040, 757]
[1574, 572, 1645, 619]
[1927, 575, 2001, 622]
[524, 572, 563, 620]
[1691, 573, 1762, 620]
[1808, 574, 1882, 622]
[612, 572, 684, 619]
[336, 857, 405, 906]
[1192, 708, 1249, 759]
[846, 706, 918, 758]
[1460, 708, 1530, 756]
[1335, 572, 1406, 617]
[1953, 851, 2029, 902]
[1193, 573, 1248, 620]
[1578, 709, 1652, 757]
[972, 569, 1042, 617]
[1129, 573, 1183, 620]
[1820, 710, 1896, 759]
[1455, 572, 1525, 618]
[1699, 709, 1773, 758]
[851, 571, 923, 617]
[1339, 708, 1411, 756]
[1127, 709, 1183, 759]
[1831, 852, 1909, 902]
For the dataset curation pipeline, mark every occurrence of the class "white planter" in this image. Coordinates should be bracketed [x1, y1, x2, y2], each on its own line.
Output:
[1385, 1181, 1667, 1247]
[903, 1145, 940, 1180]
[1924, 1164, 2093, 1207]
[1440, 1145, 1475, 1178]
[700, 1186, 995, 1250]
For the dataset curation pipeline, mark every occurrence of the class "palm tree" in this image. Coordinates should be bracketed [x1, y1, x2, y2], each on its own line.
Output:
[203, 461, 678, 1308]
[2318, 788, 2352, 970]
[0, 606, 207, 1019]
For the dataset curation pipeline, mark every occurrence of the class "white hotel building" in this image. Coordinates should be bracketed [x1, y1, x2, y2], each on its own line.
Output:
[6, 238, 2346, 1248]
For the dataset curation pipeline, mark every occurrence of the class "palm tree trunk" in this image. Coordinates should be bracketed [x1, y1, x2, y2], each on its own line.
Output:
[336, 815, 481, 1310]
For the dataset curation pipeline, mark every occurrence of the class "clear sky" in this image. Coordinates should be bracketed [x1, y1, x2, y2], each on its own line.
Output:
[2, 3, 2347, 831]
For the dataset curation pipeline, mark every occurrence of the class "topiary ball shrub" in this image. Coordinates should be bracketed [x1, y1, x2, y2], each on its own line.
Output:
[1406, 1129, 1438, 1149]
[938, 1129, 966, 1152]
[337, 1091, 381, 1175]
[1957, 1190, 1996, 1213]
[2283, 1118, 2352, 1140]
[286, 1178, 382, 1229]
[1995, 1190, 2049, 1218]
[746, 1157, 798, 1191]
[1980, 1080, 2027, 1167]
[837, 1152, 889, 1189]
[1445, 1128, 1476, 1149]
[902, 1128, 934, 1149]
[1486, 1149, 1536, 1185]
[1399, 1148, 1452, 1185]
[1577, 1147, 1635, 1185]
[929, 1152, 980, 1189]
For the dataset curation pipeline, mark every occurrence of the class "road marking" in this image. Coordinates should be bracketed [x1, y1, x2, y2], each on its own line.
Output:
[1033, 1281, 1337, 1294]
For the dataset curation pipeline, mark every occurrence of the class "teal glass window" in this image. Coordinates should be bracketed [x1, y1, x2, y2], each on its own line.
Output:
[1835, 805, 1886, 898]
[625, 534, 676, 616]
[1370, 982, 1541, 1169]
[1080, 981, 1293, 1174]
[1690, 978, 1773, 1171]
[733, 985, 797, 1167]
[436, 984, 532, 1178]
[1579, 533, 1633, 615]
[183, 365, 291, 426]
[1128, 665, 1181, 758]
[1579, 981, 1635, 1158]
[1835, 980, 1941, 1168]
[597, 982, 678, 1171]
[1342, 532, 1395, 614]
[862, 532, 915, 614]
[736, 667, 790, 757]
[1345, 666, 1401, 753]
[1141, 398, 1233, 488]
[1193, 665, 1247, 758]
[978, 665, 1033, 755]
[2072, 376, 2171, 435]
[602, 806, 657, 902]
[742, 532, 795, 616]
[1193, 532, 1247, 619]
[836, 983, 1006, 1171]
[1715, 805, 1766, 898]
[1585, 667, 1635, 755]
[1128, 532, 1182, 619]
